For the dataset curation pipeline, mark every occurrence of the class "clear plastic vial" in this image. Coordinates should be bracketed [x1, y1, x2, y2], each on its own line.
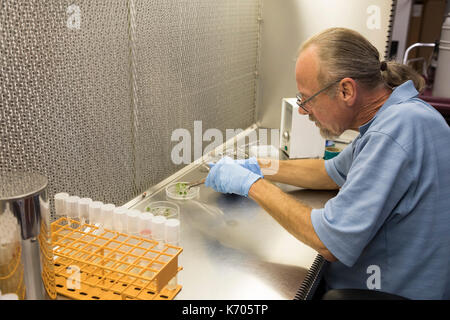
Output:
[112, 206, 127, 233]
[138, 212, 153, 239]
[152, 215, 167, 251]
[126, 209, 140, 236]
[66, 195, 80, 228]
[165, 219, 180, 290]
[78, 197, 92, 226]
[54, 192, 69, 225]
[100, 203, 115, 231]
[88, 201, 103, 235]
[88, 201, 103, 225]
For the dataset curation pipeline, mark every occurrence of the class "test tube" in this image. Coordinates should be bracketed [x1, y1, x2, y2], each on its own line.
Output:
[112, 206, 127, 233]
[165, 218, 180, 245]
[66, 195, 80, 228]
[126, 209, 140, 236]
[152, 215, 166, 251]
[78, 197, 92, 226]
[100, 203, 115, 231]
[88, 201, 103, 225]
[165, 219, 180, 290]
[54, 192, 69, 225]
[138, 212, 153, 239]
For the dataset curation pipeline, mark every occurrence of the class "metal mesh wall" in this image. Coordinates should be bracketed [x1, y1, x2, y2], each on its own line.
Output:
[132, 0, 260, 192]
[0, 0, 260, 215]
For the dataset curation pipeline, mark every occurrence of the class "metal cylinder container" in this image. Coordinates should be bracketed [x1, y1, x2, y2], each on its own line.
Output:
[0, 171, 55, 300]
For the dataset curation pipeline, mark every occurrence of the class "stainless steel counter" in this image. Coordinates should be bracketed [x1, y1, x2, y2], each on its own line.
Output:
[129, 159, 338, 300]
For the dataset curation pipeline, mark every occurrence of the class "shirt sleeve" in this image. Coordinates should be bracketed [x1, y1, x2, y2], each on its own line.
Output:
[324, 141, 355, 187]
[311, 132, 413, 267]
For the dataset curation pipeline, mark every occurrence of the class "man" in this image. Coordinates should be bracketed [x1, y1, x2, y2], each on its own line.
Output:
[205, 28, 450, 300]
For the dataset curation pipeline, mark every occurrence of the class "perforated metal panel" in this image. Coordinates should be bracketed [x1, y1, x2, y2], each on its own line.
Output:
[1, 0, 260, 217]
[132, 0, 260, 192]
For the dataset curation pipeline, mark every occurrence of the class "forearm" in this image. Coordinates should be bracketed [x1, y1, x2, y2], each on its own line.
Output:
[258, 158, 339, 190]
[248, 178, 337, 262]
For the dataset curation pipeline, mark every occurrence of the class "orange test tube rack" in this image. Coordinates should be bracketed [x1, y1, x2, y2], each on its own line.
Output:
[50, 217, 182, 300]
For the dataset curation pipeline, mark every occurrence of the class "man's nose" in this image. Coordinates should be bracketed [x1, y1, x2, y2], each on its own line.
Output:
[298, 107, 309, 115]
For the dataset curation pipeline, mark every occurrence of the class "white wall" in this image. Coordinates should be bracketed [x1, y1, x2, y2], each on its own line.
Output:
[391, 0, 413, 63]
[256, 0, 395, 129]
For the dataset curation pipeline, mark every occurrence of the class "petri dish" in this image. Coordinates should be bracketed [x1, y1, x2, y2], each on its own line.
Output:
[165, 182, 199, 200]
[145, 201, 180, 219]
[249, 144, 280, 159]
[207, 147, 236, 163]
[236, 141, 258, 160]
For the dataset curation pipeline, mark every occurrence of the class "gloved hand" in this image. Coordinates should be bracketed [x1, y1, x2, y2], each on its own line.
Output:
[235, 157, 263, 177]
[205, 156, 262, 197]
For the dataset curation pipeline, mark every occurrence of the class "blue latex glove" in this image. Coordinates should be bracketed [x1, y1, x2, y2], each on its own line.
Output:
[205, 156, 262, 197]
[235, 157, 263, 177]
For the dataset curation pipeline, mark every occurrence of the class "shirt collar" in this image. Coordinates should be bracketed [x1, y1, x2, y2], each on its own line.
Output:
[358, 80, 419, 136]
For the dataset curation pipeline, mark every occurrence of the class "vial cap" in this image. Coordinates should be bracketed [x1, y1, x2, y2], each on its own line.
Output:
[113, 206, 127, 215]
[101, 203, 115, 215]
[139, 212, 153, 221]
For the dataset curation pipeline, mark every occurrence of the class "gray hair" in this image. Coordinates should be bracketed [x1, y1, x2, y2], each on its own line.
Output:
[299, 28, 425, 93]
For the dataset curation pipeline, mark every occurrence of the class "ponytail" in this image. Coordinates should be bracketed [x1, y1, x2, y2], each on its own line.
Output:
[381, 61, 426, 93]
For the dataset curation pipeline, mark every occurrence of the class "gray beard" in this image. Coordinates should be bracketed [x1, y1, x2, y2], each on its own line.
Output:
[308, 114, 341, 140]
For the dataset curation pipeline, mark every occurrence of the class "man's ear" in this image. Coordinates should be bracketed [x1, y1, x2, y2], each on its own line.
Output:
[339, 78, 357, 104]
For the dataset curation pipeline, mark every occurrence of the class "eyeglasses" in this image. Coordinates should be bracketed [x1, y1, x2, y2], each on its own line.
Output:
[296, 79, 342, 113]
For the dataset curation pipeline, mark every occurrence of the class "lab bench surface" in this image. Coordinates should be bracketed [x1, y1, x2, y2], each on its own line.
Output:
[129, 162, 338, 300]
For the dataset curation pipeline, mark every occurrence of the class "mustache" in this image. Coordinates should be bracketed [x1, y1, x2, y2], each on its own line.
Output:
[309, 114, 321, 127]
[308, 114, 339, 139]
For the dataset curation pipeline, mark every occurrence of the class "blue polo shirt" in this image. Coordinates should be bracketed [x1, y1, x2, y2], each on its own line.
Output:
[311, 80, 450, 300]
